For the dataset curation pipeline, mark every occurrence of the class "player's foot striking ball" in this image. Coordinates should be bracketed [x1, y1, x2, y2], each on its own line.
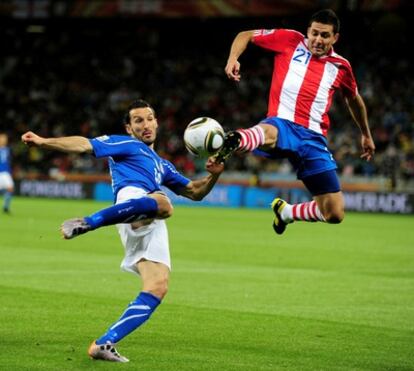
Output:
[214, 131, 242, 163]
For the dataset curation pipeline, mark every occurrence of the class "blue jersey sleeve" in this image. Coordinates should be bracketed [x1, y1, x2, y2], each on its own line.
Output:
[89, 135, 140, 158]
[161, 159, 190, 194]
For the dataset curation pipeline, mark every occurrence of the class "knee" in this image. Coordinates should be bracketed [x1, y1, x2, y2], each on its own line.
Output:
[259, 123, 278, 146]
[323, 209, 345, 224]
[154, 195, 173, 219]
[145, 277, 169, 300]
[158, 202, 173, 219]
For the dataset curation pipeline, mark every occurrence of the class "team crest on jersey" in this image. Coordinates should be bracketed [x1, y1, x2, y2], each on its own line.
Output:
[95, 135, 109, 142]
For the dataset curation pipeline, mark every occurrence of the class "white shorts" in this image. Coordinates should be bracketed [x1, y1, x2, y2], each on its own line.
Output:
[116, 186, 171, 276]
[0, 172, 14, 190]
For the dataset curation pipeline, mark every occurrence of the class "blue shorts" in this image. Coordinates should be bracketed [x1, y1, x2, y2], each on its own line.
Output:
[254, 117, 340, 193]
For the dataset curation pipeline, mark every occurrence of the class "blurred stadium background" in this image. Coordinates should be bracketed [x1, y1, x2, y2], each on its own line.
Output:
[1, 0, 413, 210]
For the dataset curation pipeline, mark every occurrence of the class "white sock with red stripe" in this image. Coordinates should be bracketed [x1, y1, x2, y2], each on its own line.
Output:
[281, 201, 326, 223]
[236, 125, 265, 152]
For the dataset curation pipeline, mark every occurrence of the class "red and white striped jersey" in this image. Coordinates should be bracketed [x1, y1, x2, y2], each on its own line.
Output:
[252, 28, 358, 136]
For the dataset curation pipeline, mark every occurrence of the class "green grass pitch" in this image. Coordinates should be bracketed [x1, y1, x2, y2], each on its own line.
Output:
[1, 197, 413, 370]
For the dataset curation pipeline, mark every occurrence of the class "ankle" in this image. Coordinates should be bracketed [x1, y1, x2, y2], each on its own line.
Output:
[281, 203, 293, 222]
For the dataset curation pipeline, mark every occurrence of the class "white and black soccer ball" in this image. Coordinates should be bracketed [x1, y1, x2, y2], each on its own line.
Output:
[183, 117, 225, 157]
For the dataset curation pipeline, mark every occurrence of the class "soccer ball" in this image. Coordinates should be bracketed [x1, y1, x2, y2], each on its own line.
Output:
[183, 117, 224, 157]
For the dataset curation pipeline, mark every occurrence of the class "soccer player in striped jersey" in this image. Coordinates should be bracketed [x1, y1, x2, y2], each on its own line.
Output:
[217, 8, 375, 235]
[21, 99, 224, 362]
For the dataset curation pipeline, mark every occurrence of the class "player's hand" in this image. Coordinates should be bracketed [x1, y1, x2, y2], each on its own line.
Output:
[206, 156, 224, 174]
[360, 134, 375, 161]
[225, 60, 241, 82]
[21, 131, 44, 146]
[21, 131, 39, 146]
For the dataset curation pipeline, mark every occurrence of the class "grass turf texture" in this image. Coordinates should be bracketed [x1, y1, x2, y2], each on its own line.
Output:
[1, 197, 413, 370]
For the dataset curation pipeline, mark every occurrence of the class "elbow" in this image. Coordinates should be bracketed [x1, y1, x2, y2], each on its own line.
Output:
[78, 139, 93, 154]
[71, 146, 90, 154]
[80, 144, 93, 154]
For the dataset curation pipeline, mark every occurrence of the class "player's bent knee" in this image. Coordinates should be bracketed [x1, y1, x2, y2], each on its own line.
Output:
[158, 203, 173, 219]
[152, 194, 174, 219]
[145, 278, 169, 299]
[324, 210, 345, 224]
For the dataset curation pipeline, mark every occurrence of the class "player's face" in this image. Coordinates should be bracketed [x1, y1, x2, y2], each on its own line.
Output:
[126, 107, 158, 145]
[307, 22, 338, 57]
[0, 134, 7, 147]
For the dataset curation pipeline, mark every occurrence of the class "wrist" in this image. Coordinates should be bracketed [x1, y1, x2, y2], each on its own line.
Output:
[227, 55, 238, 63]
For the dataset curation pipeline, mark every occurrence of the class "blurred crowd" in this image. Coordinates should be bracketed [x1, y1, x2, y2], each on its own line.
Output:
[1, 13, 413, 189]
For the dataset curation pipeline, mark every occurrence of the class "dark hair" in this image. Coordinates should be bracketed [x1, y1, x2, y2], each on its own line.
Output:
[123, 99, 155, 125]
[309, 9, 340, 34]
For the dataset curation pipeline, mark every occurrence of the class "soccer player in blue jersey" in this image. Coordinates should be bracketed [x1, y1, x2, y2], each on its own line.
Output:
[21, 99, 224, 362]
[0, 133, 14, 213]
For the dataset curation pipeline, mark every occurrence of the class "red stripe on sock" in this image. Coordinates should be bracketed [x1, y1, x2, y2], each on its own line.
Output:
[305, 202, 313, 220]
[305, 202, 311, 220]
[236, 126, 265, 152]
[299, 204, 305, 220]
[292, 204, 298, 219]
[310, 201, 317, 220]
[245, 131, 254, 151]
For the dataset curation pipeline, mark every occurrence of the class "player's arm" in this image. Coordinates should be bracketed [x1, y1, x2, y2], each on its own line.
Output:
[344, 94, 375, 161]
[179, 158, 224, 201]
[21, 131, 93, 154]
[225, 30, 255, 82]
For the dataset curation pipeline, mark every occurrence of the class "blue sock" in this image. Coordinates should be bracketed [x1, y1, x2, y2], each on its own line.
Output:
[3, 192, 12, 211]
[96, 292, 161, 345]
[84, 197, 158, 229]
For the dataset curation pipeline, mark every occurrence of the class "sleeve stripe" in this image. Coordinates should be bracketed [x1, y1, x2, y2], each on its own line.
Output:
[98, 139, 138, 146]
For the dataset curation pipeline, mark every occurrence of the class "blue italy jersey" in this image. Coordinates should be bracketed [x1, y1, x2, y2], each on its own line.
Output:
[89, 135, 190, 197]
[0, 147, 11, 173]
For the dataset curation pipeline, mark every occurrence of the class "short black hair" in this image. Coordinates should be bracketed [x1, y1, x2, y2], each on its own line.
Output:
[123, 99, 155, 125]
[309, 9, 340, 34]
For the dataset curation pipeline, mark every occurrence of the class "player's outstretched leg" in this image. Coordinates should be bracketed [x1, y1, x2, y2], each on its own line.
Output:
[60, 197, 160, 239]
[87, 341, 129, 363]
[271, 198, 290, 235]
[214, 125, 266, 163]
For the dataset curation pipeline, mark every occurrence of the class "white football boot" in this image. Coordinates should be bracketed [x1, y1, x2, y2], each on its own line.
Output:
[88, 340, 129, 363]
[60, 218, 92, 239]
